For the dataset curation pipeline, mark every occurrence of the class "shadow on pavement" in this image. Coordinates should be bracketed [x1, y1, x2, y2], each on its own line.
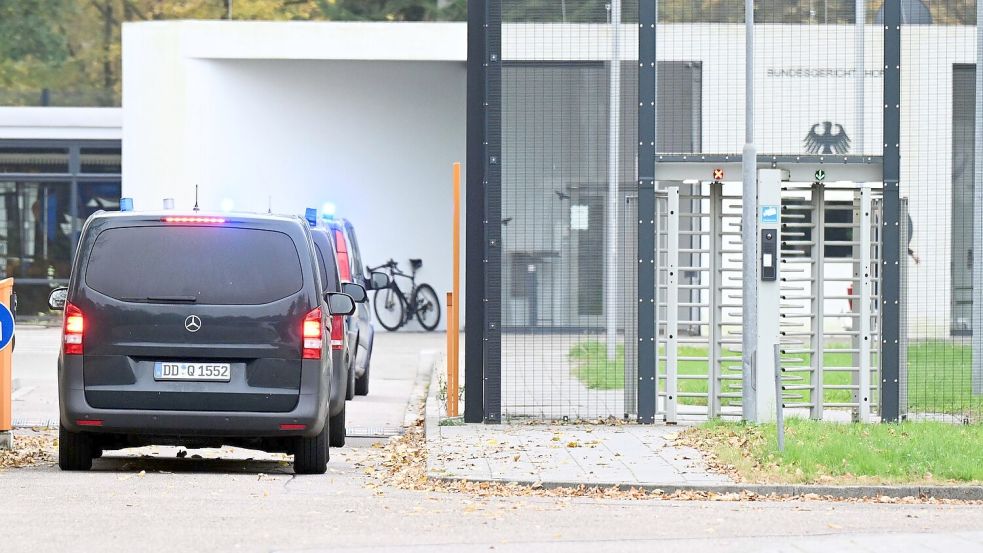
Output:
[91, 454, 294, 475]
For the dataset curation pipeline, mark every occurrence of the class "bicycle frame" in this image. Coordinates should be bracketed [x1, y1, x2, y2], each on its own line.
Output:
[376, 264, 419, 322]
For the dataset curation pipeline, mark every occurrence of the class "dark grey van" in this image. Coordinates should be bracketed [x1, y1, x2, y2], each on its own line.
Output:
[48, 211, 355, 474]
[307, 225, 378, 447]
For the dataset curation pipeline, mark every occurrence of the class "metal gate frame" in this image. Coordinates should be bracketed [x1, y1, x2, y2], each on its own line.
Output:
[466, 0, 904, 424]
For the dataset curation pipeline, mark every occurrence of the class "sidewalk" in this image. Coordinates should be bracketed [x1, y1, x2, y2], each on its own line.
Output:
[427, 422, 731, 487]
[423, 371, 983, 500]
[424, 366, 730, 488]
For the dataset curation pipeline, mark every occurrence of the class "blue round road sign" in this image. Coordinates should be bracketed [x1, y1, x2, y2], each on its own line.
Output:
[0, 303, 15, 350]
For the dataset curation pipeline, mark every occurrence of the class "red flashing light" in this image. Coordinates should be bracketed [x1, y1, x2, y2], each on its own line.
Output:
[279, 423, 306, 431]
[76, 419, 103, 427]
[331, 315, 344, 350]
[302, 307, 323, 360]
[333, 229, 351, 282]
[64, 302, 84, 355]
[163, 216, 226, 224]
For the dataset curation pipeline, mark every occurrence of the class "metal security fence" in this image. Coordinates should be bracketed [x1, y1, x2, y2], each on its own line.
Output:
[899, 5, 983, 422]
[466, 0, 981, 425]
[494, 0, 640, 420]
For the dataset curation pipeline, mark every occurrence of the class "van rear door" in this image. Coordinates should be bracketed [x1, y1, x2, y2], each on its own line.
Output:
[75, 220, 319, 413]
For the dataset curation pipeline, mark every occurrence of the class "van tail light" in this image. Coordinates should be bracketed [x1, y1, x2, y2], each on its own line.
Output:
[331, 315, 344, 350]
[333, 229, 351, 282]
[302, 307, 323, 360]
[64, 302, 84, 355]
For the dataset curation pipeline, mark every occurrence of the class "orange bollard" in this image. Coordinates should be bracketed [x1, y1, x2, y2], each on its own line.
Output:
[0, 277, 14, 446]
[446, 292, 458, 417]
[447, 162, 462, 418]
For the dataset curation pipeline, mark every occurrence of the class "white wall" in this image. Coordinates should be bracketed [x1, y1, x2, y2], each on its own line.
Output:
[122, 23, 466, 330]
[189, 59, 465, 330]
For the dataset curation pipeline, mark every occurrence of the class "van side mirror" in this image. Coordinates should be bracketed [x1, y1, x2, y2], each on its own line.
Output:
[48, 287, 68, 310]
[341, 282, 367, 303]
[368, 271, 390, 290]
[325, 292, 356, 316]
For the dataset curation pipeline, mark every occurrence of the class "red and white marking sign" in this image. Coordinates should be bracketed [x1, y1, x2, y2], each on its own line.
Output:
[712, 168, 724, 181]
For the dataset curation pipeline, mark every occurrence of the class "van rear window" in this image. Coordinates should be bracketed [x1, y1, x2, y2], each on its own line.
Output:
[85, 226, 304, 305]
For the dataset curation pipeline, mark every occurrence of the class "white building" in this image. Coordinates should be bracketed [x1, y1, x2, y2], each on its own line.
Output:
[122, 22, 466, 330]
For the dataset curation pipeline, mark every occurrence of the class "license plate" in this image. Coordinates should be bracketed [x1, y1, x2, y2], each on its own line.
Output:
[154, 362, 231, 382]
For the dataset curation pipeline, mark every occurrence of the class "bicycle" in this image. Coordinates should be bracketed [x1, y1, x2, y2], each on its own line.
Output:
[368, 258, 441, 331]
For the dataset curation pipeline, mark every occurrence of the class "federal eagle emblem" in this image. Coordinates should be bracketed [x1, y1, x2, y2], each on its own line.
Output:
[803, 121, 851, 155]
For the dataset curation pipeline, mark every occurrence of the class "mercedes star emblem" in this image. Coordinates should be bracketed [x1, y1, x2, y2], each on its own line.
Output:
[184, 315, 202, 333]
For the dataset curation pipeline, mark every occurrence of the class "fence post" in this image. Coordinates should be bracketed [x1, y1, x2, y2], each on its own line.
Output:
[880, 0, 902, 422]
[636, 0, 658, 424]
[857, 185, 873, 422]
[464, 0, 486, 423]
[665, 185, 679, 423]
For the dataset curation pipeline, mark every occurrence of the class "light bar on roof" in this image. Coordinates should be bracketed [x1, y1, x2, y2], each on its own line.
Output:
[162, 216, 227, 224]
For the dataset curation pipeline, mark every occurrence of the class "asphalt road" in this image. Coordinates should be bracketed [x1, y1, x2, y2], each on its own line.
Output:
[3, 329, 983, 552]
[4, 455, 983, 553]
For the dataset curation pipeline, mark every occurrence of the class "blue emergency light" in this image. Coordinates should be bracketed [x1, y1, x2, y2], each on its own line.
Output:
[304, 208, 318, 227]
[321, 202, 337, 219]
[120, 198, 134, 212]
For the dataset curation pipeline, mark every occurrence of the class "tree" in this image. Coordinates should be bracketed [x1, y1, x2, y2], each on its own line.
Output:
[0, 0, 976, 107]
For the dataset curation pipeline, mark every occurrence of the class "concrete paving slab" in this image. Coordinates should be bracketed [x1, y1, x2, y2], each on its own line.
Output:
[427, 418, 731, 488]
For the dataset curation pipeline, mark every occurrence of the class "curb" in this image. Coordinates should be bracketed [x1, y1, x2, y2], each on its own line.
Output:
[402, 348, 439, 430]
[423, 357, 443, 470]
[427, 475, 983, 501]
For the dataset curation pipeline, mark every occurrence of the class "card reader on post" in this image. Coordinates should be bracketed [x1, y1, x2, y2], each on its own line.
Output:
[761, 229, 778, 281]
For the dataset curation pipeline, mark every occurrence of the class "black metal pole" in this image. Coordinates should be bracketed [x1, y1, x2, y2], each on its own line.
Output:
[636, 0, 657, 423]
[464, 0, 486, 423]
[482, 0, 502, 423]
[881, 0, 902, 422]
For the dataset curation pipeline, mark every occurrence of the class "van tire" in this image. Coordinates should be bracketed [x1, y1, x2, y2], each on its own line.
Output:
[59, 426, 94, 471]
[345, 360, 355, 401]
[329, 403, 346, 448]
[354, 368, 370, 396]
[293, 425, 328, 474]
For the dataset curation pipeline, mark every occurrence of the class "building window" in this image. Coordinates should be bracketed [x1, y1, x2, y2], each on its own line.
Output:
[0, 140, 121, 319]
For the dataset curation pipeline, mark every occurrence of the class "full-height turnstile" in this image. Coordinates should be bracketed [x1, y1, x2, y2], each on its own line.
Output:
[647, 176, 883, 422]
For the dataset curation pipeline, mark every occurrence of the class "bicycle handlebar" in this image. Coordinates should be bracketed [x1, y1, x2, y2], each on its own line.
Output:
[367, 259, 400, 274]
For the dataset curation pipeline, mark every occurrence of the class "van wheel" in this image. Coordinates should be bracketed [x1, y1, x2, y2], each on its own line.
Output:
[59, 426, 94, 471]
[355, 365, 370, 396]
[293, 425, 328, 474]
[329, 403, 346, 448]
[345, 361, 355, 401]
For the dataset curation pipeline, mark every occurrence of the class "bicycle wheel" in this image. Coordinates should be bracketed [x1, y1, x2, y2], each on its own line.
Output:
[413, 284, 441, 331]
[373, 286, 405, 331]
